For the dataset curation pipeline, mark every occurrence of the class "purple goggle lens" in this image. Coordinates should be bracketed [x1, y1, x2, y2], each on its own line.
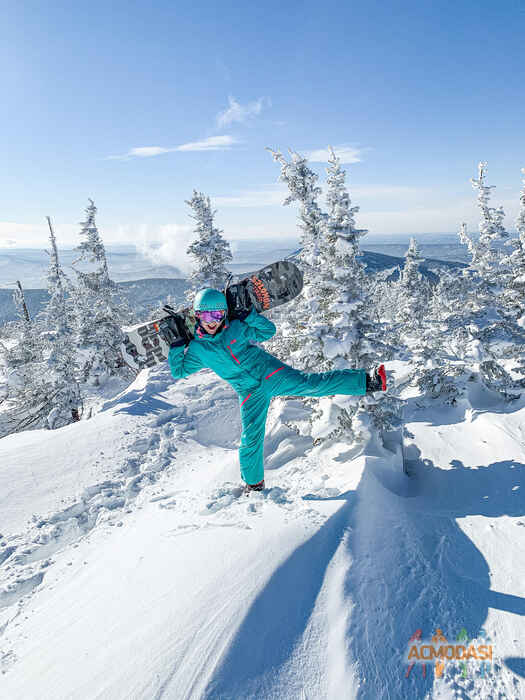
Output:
[196, 310, 225, 323]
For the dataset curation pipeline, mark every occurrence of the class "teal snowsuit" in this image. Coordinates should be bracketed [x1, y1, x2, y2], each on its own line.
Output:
[168, 307, 366, 485]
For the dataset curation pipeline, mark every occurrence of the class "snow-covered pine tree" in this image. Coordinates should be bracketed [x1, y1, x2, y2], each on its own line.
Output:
[461, 165, 524, 398]
[42, 217, 82, 428]
[266, 146, 398, 444]
[72, 199, 131, 385]
[0, 283, 51, 437]
[265, 148, 326, 367]
[502, 168, 525, 323]
[3, 283, 46, 384]
[266, 148, 324, 276]
[397, 237, 433, 336]
[401, 238, 424, 295]
[459, 162, 510, 303]
[501, 167, 525, 384]
[318, 147, 377, 370]
[0, 222, 86, 435]
[428, 261, 469, 323]
[420, 165, 525, 403]
[317, 147, 398, 441]
[184, 191, 232, 306]
[44, 217, 72, 337]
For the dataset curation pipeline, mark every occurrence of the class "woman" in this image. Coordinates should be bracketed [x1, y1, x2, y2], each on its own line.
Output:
[165, 288, 386, 493]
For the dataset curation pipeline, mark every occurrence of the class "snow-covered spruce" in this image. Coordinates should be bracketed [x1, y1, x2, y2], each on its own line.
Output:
[0, 221, 84, 435]
[264, 147, 326, 369]
[42, 217, 82, 429]
[184, 190, 232, 307]
[460, 161, 510, 301]
[72, 199, 132, 386]
[266, 147, 325, 276]
[266, 147, 398, 443]
[414, 165, 525, 403]
[374, 237, 431, 342]
[0, 283, 49, 436]
[502, 167, 525, 323]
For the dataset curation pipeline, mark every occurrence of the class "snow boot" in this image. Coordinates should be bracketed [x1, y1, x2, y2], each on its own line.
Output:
[366, 364, 387, 393]
[243, 479, 265, 495]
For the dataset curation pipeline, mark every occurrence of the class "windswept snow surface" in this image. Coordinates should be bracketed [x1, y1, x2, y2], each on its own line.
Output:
[0, 361, 524, 699]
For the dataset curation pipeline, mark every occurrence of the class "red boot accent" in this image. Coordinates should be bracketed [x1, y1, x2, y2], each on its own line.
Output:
[378, 364, 387, 391]
[243, 479, 265, 494]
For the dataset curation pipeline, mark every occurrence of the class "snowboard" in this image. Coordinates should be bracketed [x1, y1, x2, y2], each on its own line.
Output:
[121, 259, 303, 370]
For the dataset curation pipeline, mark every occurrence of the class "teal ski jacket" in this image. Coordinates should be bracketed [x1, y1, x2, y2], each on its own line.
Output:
[168, 307, 283, 396]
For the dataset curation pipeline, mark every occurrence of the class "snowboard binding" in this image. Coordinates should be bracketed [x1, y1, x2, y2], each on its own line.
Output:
[224, 276, 271, 320]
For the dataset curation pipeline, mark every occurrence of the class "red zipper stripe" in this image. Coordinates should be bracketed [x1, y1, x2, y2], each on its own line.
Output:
[240, 393, 252, 406]
[265, 366, 285, 380]
[227, 339, 240, 364]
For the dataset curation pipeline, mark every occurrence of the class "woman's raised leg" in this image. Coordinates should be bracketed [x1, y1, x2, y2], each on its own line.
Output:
[265, 363, 367, 398]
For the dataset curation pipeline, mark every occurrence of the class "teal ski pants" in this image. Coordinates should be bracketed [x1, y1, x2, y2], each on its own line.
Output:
[238, 363, 366, 485]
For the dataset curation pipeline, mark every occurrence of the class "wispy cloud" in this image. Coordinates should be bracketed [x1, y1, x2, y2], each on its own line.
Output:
[177, 135, 238, 152]
[106, 135, 238, 160]
[216, 96, 270, 128]
[307, 145, 364, 164]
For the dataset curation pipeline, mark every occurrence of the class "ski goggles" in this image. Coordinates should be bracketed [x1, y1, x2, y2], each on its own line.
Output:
[195, 309, 226, 323]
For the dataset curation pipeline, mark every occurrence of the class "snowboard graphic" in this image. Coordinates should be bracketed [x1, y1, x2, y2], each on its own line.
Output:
[121, 260, 303, 370]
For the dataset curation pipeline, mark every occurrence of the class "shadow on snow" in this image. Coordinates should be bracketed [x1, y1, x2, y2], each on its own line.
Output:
[344, 453, 525, 699]
[203, 494, 356, 699]
[204, 453, 525, 699]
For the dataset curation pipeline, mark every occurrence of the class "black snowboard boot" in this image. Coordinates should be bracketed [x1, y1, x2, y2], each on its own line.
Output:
[366, 364, 387, 393]
[243, 479, 265, 495]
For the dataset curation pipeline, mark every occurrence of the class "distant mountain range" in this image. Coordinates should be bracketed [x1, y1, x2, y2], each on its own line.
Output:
[0, 250, 465, 326]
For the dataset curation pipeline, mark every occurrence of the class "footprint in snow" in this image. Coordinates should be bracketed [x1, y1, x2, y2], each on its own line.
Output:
[200, 482, 292, 516]
[1, 649, 17, 674]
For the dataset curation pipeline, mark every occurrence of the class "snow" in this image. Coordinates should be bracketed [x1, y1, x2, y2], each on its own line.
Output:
[1, 360, 524, 698]
[322, 331, 355, 360]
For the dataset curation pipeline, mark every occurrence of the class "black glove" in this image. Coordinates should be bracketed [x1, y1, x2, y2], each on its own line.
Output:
[226, 280, 254, 321]
[366, 365, 387, 393]
[158, 316, 190, 348]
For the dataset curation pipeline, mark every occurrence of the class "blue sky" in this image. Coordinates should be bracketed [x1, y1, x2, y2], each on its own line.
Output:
[2, 0, 524, 252]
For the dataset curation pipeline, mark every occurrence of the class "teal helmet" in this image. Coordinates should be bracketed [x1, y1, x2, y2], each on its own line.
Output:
[193, 288, 228, 312]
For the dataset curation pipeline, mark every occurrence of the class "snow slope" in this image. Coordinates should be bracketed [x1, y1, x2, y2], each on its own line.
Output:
[1, 361, 524, 699]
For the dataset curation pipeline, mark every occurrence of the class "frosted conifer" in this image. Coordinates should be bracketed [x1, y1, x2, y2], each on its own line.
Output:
[420, 165, 525, 403]
[396, 237, 431, 332]
[0, 284, 51, 435]
[267, 147, 398, 443]
[266, 148, 324, 274]
[264, 148, 326, 368]
[503, 168, 525, 321]
[459, 162, 510, 302]
[319, 147, 375, 370]
[185, 191, 232, 305]
[43, 217, 81, 427]
[72, 199, 130, 384]
[44, 217, 73, 334]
